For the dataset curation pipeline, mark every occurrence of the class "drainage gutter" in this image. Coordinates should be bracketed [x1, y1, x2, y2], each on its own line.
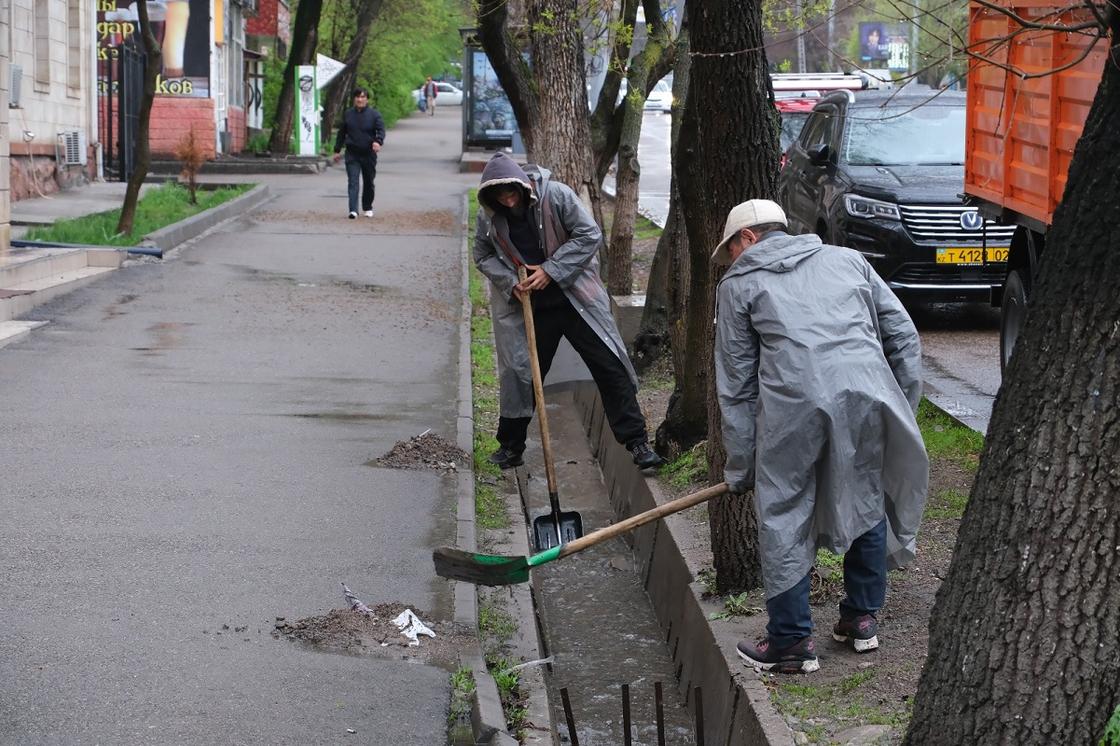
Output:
[570, 383, 797, 746]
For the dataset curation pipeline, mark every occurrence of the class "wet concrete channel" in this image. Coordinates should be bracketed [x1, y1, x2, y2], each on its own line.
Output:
[515, 393, 696, 745]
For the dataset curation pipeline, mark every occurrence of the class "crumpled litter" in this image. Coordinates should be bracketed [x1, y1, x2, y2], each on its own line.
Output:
[340, 582, 375, 616]
[392, 609, 436, 647]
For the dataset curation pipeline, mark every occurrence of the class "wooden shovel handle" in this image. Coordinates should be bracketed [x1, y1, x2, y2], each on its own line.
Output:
[517, 265, 559, 496]
[557, 483, 732, 559]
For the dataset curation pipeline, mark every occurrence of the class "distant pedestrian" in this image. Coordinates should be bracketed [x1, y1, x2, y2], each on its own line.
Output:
[473, 153, 664, 471]
[711, 199, 928, 675]
[332, 88, 385, 219]
[423, 76, 438, 117]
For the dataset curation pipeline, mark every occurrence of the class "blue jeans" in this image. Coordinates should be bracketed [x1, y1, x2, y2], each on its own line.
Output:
[766, 519, 887, 648]
[345, 152, 376, 213]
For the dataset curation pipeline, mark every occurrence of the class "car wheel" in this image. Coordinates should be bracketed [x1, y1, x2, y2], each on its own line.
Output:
[1000, 269, 1028, 374]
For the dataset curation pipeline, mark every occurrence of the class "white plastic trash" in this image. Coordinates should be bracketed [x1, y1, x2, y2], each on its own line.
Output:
[392, 609, 436, 647]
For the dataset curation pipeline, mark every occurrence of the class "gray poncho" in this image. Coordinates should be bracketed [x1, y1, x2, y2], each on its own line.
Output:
[473, 153, 637, 418]
[715, 232, 929, 599]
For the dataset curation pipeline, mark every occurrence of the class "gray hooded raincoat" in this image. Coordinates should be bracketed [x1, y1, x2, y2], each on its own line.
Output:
[715, 232, 928, 600]
[473, 153, 638, 418]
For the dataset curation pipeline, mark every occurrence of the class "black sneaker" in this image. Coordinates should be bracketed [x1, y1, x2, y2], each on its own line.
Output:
[737, 636, 819, 674]
[487, 446, 524, 470]
[629, 441, 664, 469]
[832, 614, 879, 653]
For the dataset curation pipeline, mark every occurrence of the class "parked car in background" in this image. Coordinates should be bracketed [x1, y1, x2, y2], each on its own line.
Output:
[771, 74, 865, 165]
[411, 82, 463, 106]
[644, 79, 673, 112]
[615, 77, 673, 112]
[777, 89, 1015, 303]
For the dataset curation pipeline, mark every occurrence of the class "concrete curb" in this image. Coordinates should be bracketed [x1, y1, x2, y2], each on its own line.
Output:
[140, 183, 272, 255]
[569, 382, 797, 746]
[455, 193, 519, 746]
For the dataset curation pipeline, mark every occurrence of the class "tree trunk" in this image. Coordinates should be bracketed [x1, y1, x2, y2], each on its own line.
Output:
[476, 0, 537, 153]
[269, 0, 324, 154]
[675, 0, 778, 593]
[320, 0, 386, 144]
[905, 17, 1120, 743]
[527, 0, 596, 205]
[633, 20, 690, 374]
[605, 2, 674, 296]
[115, 1, 161, 236]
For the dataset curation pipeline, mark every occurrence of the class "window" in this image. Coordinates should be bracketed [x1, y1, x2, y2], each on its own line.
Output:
[67, 0, 82, 91]
[798, 108, 835, 150]
[843, 104, 966, 166]
[33, 0, 50, 89]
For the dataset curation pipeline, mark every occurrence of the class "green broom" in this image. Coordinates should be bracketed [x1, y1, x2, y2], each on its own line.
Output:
[433, 483, 730, 586]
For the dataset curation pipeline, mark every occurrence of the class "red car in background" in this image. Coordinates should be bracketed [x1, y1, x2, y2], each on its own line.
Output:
[771, 73, 869, 169]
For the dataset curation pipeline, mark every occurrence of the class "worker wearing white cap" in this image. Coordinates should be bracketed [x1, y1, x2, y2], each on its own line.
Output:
[712, 199, 928, 674]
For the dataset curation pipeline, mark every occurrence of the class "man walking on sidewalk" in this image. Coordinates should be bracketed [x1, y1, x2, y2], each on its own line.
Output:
[423, 76, 438, 117]
[333, 88, 385, 219]
[711, 200, 928, 674]
[473, 153, 663, 471]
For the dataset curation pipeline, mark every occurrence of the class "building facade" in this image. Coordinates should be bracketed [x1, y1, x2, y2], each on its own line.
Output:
[1, 11, 11, 251]
[98, 0, 252, 162]
[6, 0, 97, 200]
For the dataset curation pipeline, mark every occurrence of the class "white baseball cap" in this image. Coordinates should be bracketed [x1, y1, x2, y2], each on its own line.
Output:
[710, 199, 788, 264]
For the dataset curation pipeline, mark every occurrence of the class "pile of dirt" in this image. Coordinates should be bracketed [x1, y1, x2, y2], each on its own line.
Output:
[371, 431, 468, 472]
[272, 605, 472, 669]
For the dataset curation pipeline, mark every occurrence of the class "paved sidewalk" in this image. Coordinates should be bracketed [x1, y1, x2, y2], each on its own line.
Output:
[0, 107, 477, 744]
[9, 182, 158, 238]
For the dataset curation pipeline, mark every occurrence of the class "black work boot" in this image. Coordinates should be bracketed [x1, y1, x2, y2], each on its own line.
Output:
[629, 440, 664, 469]
[487, 446, 524, 470]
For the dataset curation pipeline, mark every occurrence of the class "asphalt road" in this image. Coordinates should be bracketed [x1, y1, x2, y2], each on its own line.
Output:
[619, 111, 1002, 433]
[0, 108, 474, 744]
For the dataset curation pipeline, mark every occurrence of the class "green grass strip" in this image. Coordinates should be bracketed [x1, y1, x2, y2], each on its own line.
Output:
[26, 182, 251, 247]
[917, 398, 984, 470]
[467, 188, 508, 530]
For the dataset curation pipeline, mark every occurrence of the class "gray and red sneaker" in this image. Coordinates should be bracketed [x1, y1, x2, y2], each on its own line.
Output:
[736, 636, 819, 674]
[832, 614, 879, 652]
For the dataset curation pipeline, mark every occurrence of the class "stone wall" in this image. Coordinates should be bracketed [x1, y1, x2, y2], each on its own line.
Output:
[149, 98, 217, 158]
[227, 106, 246, 153]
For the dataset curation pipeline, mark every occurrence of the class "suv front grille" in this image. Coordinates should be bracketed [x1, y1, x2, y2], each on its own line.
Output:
[898, 204, 1015, 244]
[890, 263, 1006, 285]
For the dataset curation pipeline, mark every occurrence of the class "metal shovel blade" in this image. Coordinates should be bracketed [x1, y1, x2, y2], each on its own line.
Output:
[532, 509, 584, 552]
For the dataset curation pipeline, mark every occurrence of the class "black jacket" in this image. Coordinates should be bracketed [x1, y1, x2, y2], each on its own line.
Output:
[334, 106, 386, 156]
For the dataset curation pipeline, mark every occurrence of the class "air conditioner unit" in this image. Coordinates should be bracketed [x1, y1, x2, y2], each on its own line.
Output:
[9, 64, 22, 108]
[59, 130, 88, 166]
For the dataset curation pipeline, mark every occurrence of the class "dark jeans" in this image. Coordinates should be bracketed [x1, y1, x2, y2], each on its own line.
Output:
[496, 296, 647, 453]
[766, 519, 887, 648]
[345, 152, 377, 212]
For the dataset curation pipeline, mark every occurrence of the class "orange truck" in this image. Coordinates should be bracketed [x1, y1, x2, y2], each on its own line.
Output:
[964, 0, 1107, 368]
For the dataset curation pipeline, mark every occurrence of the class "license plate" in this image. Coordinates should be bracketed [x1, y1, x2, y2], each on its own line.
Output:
[935, 247, 1009, 264]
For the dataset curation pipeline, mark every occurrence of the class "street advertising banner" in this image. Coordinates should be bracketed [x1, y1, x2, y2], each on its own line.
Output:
[97, 0, 211, 97]
[467, 48, 515, 147]
[859, 22, 911, 72]
[295, 65, 319, 156]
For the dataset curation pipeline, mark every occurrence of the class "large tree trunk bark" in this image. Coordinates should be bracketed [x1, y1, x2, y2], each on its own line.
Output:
[269, 0, 324, 154]
[321, 0, 386, 144]
[527, 0, 596, 207]
[675, 0, 779, 593]
[115, 1, 161, 236]
[905, 17, 1120, 744]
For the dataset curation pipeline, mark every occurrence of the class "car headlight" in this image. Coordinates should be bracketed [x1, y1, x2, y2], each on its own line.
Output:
[844, 194, 901, 221]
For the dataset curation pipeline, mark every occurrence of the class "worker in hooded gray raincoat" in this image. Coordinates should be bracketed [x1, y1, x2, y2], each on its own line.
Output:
[712, 200, 928, 675]
[473, 152, 663, 470]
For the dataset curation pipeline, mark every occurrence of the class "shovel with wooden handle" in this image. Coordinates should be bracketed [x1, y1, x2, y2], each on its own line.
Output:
[434, 483, 731, 586]
[516, 264, 585, 551]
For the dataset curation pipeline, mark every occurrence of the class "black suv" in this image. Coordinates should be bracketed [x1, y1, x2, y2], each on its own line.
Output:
[777, 89, 1014, 302]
